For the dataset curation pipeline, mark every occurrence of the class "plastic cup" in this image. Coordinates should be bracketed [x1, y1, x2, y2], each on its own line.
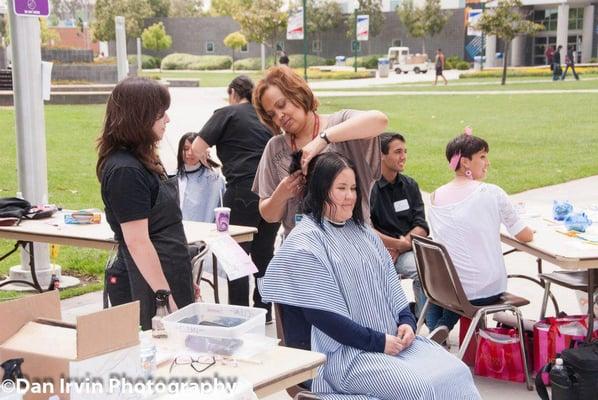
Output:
[214, 207, 231, 232]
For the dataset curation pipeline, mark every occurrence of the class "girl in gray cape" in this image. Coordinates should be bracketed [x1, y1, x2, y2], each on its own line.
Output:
[260, 152, 480, 400]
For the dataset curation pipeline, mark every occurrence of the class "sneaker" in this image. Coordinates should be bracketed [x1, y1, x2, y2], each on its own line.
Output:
[265, 310, 273, 325]
[428, 325, 450, 345]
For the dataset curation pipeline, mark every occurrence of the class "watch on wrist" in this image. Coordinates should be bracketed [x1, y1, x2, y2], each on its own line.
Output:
[319, 130, 331, 144]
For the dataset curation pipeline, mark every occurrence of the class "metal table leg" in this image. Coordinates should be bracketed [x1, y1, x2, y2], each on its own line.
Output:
[0, 241, 43, 293]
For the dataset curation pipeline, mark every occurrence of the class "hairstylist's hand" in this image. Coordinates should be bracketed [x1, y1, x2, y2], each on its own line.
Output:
[301, 136, 328, 175]
[275, 170, 305, 201]
[384, 334, 404, 356]
[397, 324, 415, 349]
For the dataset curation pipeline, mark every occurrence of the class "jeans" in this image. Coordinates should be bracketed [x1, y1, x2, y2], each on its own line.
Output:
[224, 183, 280, 316]
[394, 251, 426, 318]
[426, 293, 503, 331]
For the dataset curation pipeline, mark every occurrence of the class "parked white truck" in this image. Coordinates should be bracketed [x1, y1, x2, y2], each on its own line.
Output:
[387, 47, 429, 74]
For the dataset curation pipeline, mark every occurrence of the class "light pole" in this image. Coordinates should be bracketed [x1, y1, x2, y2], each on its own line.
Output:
[480, 0, 486, 70]
[303, 0, 307, 81]
[353, 3, 358, 73]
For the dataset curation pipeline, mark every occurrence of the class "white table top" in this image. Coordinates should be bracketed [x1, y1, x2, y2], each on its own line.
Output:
[0, 212, 256, 251]
[500, 206, 598, 270]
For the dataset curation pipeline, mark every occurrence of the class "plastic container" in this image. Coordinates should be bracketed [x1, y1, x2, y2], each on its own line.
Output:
[335, 55, 346, 66]
[162, 303, 266, 356]
[564, 212, 592, 232]
[550, 358, 575, 399]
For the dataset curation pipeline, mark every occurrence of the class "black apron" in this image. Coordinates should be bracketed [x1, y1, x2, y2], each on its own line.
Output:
[105, 176, 194, 330]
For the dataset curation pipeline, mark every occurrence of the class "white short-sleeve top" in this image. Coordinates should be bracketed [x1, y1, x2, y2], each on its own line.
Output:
[428, 182, 526, 300]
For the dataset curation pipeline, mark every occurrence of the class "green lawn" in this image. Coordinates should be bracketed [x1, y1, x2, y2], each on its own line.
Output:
[314, 75, 598, 92]
[139, 70, 266, 87]
[1, 83, 597, 300]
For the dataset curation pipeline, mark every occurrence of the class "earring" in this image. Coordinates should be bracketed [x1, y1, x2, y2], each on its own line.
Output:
[465, 169, 473, 179]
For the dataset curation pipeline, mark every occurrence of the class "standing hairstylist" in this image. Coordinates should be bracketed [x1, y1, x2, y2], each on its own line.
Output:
[191, 76, 280, 322]
[97, 77, 194, 329]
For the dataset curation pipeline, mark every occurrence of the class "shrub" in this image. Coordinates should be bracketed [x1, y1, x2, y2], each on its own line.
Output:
[287, 54, 327, 68]
[324, 58, 336, 66]
[127, 55, 161, 69]
[301, 67, 374, 80]
[233, 57, 275, 70]
[590, 57, 598, 63]
[233, 54, 327, 70]
[456, 61, 470, 70]
[445, 55, 465, 70]
[460, 66, 598, 79]
[346, 54, 385, 69]
[161, 53, 232, 70]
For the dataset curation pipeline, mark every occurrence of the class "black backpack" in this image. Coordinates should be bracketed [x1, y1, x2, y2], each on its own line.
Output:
[536, 341, 598, 400]
[0, 197, 31, 224]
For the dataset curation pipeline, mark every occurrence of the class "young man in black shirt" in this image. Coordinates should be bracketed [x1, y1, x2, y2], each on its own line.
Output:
[370, 133, 429, 318]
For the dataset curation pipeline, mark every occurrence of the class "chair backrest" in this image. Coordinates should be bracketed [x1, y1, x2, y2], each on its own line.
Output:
[411, 235, 477, 318]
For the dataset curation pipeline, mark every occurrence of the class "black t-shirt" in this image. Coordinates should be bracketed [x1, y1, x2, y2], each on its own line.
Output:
[370, 173, 429, 238]
[199, 102, 272, 187]
[101, 150, 160, 241]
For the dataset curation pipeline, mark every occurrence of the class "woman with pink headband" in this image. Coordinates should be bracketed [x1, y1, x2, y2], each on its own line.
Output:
[425, 128, 534, 343]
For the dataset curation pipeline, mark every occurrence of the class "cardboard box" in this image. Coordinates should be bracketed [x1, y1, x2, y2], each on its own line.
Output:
[0, 291, 140, 400]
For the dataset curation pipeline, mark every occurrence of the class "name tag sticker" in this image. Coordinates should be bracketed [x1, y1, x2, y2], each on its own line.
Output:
[394, 199, 410, 213]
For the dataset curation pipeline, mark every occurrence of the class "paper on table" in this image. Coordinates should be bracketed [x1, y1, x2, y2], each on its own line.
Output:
[205, 234, 258, 281]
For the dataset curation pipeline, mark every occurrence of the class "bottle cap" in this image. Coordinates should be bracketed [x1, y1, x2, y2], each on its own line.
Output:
[555, 358, 563, 366]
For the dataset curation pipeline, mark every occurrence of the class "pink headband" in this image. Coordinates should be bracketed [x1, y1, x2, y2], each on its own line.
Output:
[448, 127, 473, 171]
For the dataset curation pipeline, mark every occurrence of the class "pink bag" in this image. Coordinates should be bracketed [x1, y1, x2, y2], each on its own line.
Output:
[533, 315, 598, 384]
[474, 327, 526, 382]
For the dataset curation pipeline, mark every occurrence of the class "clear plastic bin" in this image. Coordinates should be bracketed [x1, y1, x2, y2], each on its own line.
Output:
[162, 303, 267, 356]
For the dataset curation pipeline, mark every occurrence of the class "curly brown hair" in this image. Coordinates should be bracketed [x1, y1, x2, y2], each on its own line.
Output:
[252, 66, 319, 134]
[96, 77, 170, 180]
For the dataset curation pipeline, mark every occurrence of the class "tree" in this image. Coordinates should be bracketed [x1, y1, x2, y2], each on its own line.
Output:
[306, 0, 343, 56]
[398, 0, 450, 54]
[169, 0, 204, 17]
[0, 15, 8, 45]
[223, 31, 247, 72]
[142, 22, 172, 51]
[233, 0, 287, 60]
[50, 0, 93, 22]
[40, 18, 61, 46]
[475, 0, 543, 85]
[397, 0, 425, 50]
[92, 0, 153, 41]
[209, 0, 251, 17]
[346, 0, 384, 39]
[149, 0, 170, 17]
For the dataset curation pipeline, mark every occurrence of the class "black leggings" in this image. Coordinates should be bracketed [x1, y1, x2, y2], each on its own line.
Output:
[224, 183, 280, 313]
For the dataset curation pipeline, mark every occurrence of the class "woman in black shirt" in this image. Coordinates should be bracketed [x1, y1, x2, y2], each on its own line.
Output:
[192, 76, 280, 322]
[97, 77, 194, 329]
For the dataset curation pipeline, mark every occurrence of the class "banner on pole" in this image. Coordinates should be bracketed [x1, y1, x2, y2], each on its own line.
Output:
[13, 0, 50, 17]
[287, 7, 304, 40]
[467, 9, 483, 36]
[357, 15, 369, 41]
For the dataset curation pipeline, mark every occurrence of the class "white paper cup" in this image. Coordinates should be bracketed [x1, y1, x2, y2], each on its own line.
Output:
[214, 207, 231, 232]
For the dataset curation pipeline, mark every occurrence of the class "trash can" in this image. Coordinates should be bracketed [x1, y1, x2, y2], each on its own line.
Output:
[473, 56, 484, 71]
[378, 58, 390, 78]
[335, 56, 346, 66]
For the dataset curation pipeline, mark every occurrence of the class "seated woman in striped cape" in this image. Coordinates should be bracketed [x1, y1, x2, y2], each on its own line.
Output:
[260, 152, 480, 400]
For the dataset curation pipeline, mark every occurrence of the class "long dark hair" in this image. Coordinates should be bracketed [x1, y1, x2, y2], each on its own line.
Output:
[302, 152, 364, 227]
[176, 132, 220, 176]
[96, 77, 170, 179]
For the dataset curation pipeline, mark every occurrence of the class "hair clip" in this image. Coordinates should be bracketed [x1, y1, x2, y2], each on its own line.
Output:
[449, 152, 461, 171]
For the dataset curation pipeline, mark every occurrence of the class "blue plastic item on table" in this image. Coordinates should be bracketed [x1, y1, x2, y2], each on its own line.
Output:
[553, 200, 573, 221]
[564, 212, 592, 233]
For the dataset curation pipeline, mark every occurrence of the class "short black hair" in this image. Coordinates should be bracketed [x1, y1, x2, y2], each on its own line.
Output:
[302, 152, 364, 227]
[445, 134, 489, 169]
[227, 75, 254, 102]
[380, 132, 406, 155]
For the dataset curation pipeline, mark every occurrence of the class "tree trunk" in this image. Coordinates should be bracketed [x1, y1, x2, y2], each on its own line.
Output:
[501, 39, 509, 86]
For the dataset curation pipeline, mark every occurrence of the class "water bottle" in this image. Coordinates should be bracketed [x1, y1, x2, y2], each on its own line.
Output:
[139, 334, 157, 380]
[550, 358, 576, 400]
[151, 289, 171, 339]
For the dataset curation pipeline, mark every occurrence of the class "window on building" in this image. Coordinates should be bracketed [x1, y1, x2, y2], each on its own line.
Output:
[240, 43, 248, 53]
[568, 8, 584, 30]
[206, 41, 215, 53]
[534, 8, 558, 31]
[312, 40, 321, 52]
[392, 39, 402, 47]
